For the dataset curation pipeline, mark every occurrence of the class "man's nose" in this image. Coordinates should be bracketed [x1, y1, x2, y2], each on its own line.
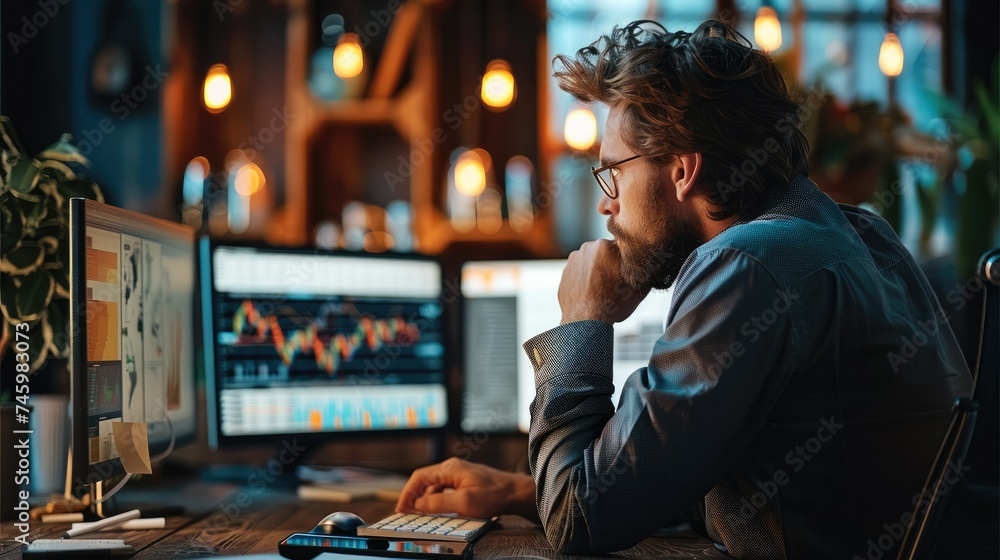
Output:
[598, 194, 617, 216]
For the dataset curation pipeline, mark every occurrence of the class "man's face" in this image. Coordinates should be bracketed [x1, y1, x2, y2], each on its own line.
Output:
[599, 105, 705, 291]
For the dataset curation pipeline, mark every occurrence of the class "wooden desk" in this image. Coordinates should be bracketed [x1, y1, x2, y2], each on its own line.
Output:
[0, 483, 727, 559]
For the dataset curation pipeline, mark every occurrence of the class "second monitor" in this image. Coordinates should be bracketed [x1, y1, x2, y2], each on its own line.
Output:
[460, 259, 674, 433]
[70, 199, 198, 492]
[201, 242, 449, 449]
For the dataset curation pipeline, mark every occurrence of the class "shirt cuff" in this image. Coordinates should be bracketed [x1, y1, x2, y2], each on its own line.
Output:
[522, 320, 614, 386]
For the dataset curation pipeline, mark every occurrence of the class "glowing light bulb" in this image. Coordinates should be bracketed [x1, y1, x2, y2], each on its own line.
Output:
[878, 32, 904, 77]
[203, 64, 232, 113]
[454, 150, 487, 197]
[754, 7, 782, 53]
[234, 163, 265, 197]
[183, 156, 209, 205]
[564, 108, 598, 151]
[334, 34, 364, 78]
[481, 60, 515, 110]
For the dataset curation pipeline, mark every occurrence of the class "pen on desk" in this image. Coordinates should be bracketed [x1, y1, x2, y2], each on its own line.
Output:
[41, 512, 85, 523]
[62, 508, 141, 539]
[71, 517, 166, 532]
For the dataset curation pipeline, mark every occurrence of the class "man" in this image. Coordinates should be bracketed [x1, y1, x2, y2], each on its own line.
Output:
[396, 19, 972, 558]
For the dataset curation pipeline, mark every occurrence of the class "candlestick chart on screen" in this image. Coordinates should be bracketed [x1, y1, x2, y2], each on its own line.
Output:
[214, 297, 444, 384]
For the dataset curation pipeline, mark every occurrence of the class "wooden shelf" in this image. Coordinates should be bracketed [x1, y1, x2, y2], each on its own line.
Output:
[273, 0, 555, 255]
[420, 212, 557, 255]
[310, 98, 399, 124]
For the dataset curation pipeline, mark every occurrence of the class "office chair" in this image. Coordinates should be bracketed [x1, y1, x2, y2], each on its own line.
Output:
[896, 249, 1000, 560]
[896, 397, 979, 560]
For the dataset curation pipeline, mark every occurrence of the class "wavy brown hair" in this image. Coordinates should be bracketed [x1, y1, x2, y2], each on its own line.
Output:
[554, 19, 810, 220]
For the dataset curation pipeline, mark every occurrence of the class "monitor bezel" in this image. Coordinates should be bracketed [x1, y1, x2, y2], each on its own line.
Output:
[69, 198, 199, 493]
[200, 237, 452, 450]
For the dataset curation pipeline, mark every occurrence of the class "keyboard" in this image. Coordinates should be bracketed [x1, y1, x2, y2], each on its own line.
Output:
[356, 512, 497, 542]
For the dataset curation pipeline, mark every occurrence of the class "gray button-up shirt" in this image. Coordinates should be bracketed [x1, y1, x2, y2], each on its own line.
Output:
[523, 176, 972, 558]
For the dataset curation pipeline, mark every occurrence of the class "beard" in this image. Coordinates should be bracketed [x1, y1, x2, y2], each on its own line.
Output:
[607, 190, 705, 292]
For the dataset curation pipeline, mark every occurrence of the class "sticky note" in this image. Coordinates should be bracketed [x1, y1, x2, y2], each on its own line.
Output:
[112, 422, 152, 474]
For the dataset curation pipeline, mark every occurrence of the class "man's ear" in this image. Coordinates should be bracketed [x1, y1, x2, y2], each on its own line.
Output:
[673, 153, 702, 202]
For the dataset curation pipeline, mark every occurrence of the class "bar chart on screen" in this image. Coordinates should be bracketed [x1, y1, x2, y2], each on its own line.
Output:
[219, 384, 447, 434]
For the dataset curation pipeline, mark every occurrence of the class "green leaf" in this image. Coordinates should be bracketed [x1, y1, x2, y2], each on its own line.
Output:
[974, 81, 999, 150]
[915, 178, 938, 252]
[15, 268, 54, 322]
[958, 157, 997, 276]
[0, 272, 15, 323]
[7, 157, 39, 194]
[24, 317, 50, 371]
[1, 244, 43, 274]
[57, 234, 69, 272]
[38, 134, 90, 167]
[45, 297, 70, 358]
[23, 198, 49, 228]
[39, 160, 76, 185]
[32, 221, 63, 243]
[927, 91, 981, 141]
[0, 320, 9, 363]
[0, 157, 11, 189]
[1, 204, 23, 256]
[37, 235, 58, 256]
[47, 263, 69, 297]
[873, 163, 902, 234]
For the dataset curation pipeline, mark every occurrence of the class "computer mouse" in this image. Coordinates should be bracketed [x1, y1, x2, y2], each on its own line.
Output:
[315, 511, 366, 535]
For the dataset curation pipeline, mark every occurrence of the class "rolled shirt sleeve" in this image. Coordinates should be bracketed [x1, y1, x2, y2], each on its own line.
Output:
[523, 248, 800, 554]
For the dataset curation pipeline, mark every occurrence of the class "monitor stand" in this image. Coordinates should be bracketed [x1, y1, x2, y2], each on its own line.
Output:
[87, 479, 186, 520]
[199, 437, 421, 489]
[49, 449, 181, 521]
[200, 439, 319, 487]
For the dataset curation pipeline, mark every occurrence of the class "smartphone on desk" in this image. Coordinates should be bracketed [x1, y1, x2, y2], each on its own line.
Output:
[278, 533, 471, 560]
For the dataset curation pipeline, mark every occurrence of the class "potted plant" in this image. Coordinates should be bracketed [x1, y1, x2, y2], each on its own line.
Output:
[934, 57, 1000, 278]
[0, 116, 104, 378]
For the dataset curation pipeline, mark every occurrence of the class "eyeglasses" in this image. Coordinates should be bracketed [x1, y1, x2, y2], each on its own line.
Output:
[591, 154, 643, 199]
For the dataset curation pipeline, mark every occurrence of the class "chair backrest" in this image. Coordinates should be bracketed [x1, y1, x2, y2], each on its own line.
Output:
[925, 261, 1000, 558]
[895, 398, 980, 560]
[896, 250, 1000, 559]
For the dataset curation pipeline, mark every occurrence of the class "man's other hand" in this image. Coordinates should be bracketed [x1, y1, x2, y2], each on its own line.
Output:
[395, 458, 537, 520]
[560, 239, 649, 325]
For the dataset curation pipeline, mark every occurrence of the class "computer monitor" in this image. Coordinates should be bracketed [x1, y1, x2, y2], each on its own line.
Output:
[200, 241, 448, 449]
[460, 259, 674, 433]
[69, 199, 198, 492]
